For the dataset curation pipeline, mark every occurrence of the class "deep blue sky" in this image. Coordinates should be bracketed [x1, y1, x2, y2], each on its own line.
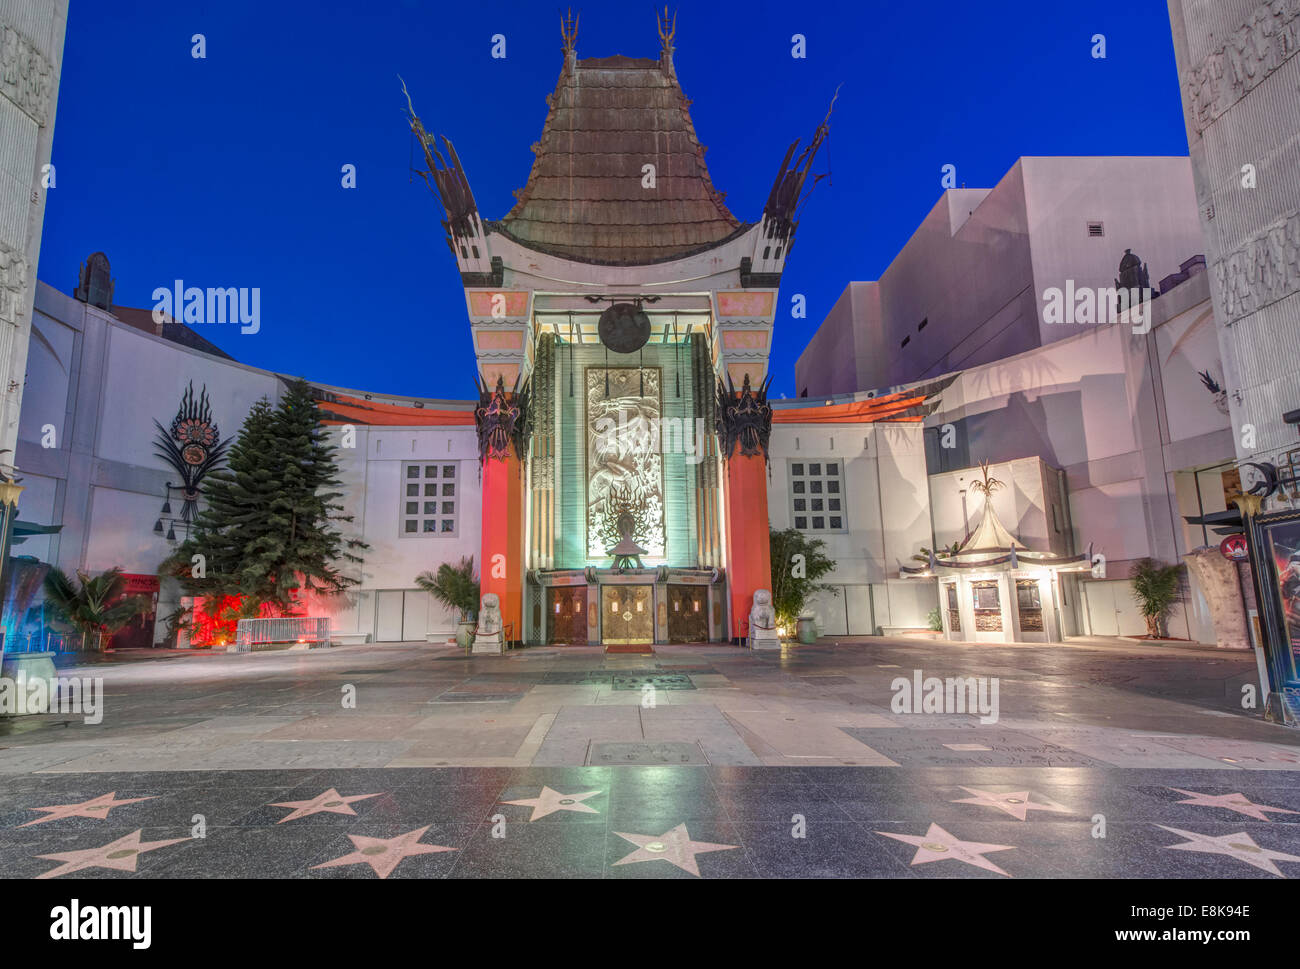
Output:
[41, 0, 1189, 401]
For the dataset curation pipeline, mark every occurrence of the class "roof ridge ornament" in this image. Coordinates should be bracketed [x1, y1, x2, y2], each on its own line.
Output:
[761, 85, 840, 250]
[561, 8, 579, 65]
[400, 76, 481, 249]
[657, 6, 677, 73]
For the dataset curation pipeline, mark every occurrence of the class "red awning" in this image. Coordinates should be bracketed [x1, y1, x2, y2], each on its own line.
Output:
[771, 391, 928, 424]
[318, 394, 475, 427]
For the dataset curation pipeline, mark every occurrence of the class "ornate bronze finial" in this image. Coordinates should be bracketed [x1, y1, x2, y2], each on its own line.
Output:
[657, 6, 677, 53]
[561, 8, 579, 55]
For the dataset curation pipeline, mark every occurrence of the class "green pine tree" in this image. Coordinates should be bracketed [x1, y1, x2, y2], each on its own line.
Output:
[170, 379, 366, 616]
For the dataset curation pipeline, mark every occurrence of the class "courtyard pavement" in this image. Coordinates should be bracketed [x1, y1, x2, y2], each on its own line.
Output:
[2, 636, 1299, 878]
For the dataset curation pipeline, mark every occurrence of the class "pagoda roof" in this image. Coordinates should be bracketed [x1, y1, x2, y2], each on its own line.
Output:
[959, 501, 1029, 554]
[494, 52, 745, 265]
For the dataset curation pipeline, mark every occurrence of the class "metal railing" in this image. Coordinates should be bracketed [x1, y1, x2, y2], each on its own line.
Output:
[233, 617, 331, 652]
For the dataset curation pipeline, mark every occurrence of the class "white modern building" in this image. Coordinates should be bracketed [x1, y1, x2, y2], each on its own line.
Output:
[797, 157, 1247, 646]
[797, 157, 1205, 397]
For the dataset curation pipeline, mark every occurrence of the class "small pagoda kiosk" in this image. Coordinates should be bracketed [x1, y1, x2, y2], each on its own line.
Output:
[902, 463, 1092, 643]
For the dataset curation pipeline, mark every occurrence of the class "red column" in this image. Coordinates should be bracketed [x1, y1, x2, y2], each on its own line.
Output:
[480, 450, 523, 643]
[725, 452, 773, 640]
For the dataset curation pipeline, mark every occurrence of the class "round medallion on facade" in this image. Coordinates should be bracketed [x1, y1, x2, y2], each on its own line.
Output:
[597, 302, 651, 354]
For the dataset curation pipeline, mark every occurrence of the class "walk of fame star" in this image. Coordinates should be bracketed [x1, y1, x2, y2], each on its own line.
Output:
[271, 788, 382, 823]
[1169, 789, 1300, 822]
[21, 792, 157, 827]
[500, 786, 601, 821]
[877, 823, 1016, 876]
[311, 827, 455, 878]
[36, 830, 189, 879]
[613, 823, 738, 876]
[952, 787, 1072, 821]
[1157, 825, 1300, 877]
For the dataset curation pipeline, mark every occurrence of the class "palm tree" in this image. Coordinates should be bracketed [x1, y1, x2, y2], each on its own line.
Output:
[42, 567, 150, 652]
[1130, 558, 1183, 639]
[415, 557, 479, 621]
[415, 557, 480, 649]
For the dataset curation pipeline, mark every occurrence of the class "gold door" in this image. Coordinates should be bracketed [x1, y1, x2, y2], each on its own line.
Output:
[601, 585, 654, 644]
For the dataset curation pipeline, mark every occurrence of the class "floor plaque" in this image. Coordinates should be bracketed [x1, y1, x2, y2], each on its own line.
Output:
[611, 673, 695, 691]
[588, 742, 709, 765]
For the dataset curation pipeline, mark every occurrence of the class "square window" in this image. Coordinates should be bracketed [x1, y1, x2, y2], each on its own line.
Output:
[443, 465, 456, 477]
[424, 465, 438, 477]
[424, 501, 437, 515]
[442, 483, 455, 496]
[812, 517, 825, 529]
[829, 516, 842, 529]
[405, 502, 417, 515]
[826, 463, 838, 475]
[791, 463, 805, 475]
[442, 501, 455, 514]
[404, 520, 417, 533]
[795, 516, 808, 529]
[829, 498, 841, 511]
[406, 484, 419, 497]
[792, 481, 805, 494]
[441, 519, 454, 533]
[812, 498, 824, 511]
[425, 484, 438, 496]
[810, 481, 823, 494]
[793, 499, 806, 511]
[809, 463, 821, 475]
[423, 519, 437, 532]
[828, 480, 840, 493]
[407, 466, 420, 478]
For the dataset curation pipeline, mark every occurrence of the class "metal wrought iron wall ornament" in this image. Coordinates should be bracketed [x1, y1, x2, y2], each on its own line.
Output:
[152, 382, 231, 524]
[474, 374, 530, 461]
[715, 373, 774, 460]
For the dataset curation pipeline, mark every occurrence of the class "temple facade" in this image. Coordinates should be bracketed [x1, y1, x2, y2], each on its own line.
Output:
[404, 13, 844, 647]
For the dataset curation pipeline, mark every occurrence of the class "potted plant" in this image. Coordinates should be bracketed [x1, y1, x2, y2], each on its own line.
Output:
[416, 556, 480, 649]
[1130, 557, 1182, 639]
[769, 528, 836, 644]
[42, 567, 151, 653]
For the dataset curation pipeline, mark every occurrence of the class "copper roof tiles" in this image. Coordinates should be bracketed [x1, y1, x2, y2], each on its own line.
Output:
[495, 54, 745, 265]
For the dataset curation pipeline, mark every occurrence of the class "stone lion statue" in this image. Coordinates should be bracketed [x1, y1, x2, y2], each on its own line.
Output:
[472, 592, 503, 653]
[748, 589, 779, 650]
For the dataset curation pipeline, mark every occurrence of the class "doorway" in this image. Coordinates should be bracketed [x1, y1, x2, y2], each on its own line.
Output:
[548, 587, 587, 644]
[666, 585, 708, 642]
[601, 585, 654, 644]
